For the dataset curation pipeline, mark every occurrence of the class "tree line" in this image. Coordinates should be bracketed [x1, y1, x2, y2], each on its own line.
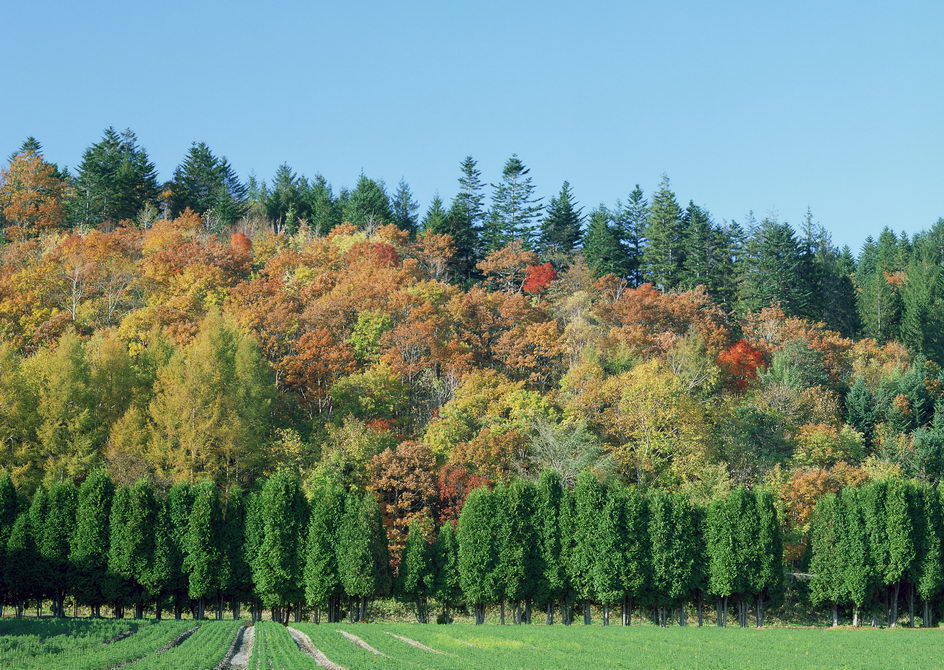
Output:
[0, 467, 793, 627]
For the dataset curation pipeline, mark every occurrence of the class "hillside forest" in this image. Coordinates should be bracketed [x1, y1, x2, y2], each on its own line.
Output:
[1, 129, 944, 614]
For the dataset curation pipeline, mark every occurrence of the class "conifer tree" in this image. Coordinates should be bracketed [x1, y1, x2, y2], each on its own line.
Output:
[337, 490, 389, 621]
[71, 127, 159, 226]
[400, 521, 434, 622]
[883, 479, 916, 626]
[169, 141, 247, 226]
[458, 486, 499, 624]
[810, 493, 845, 626]
[254, 471, 307, 622]
[26, 487, 52, 612]
[838, 486, 872, 626]
[39, 481, 77, 617]
[242, 490, 264, 621]
[856, 229, 906, 343]
[752, 489, 783, 626]
[538, 181, 583, 258]
[184, 480, 224, 619]
[433, 521, 461, 623]
[594, 484, 627, 626]
[304, 476, 345, 623]
[582, 206, 628, 278]
[421, 196, 448, 234]
[166, 483, 194, 618]
[614, 185, 648, 286]
[706, 492, 738, 626]
[916, 485, 943, 626]
[642, 175, 685, 290]
[621, 486, 649, 625]
[6, 509, 41, 616]
[343, 175, 391, 229]
[496, 479, 539, 624]
[263, 164, 305, 234]
[484, 154, 543, 250]
[391, 179, 419, 235]
[222, 487, 251, 619]
[737, 219, 811, 317]
[303, 174, 341, 234]
[569, 470, 604, 624]
[0, 473, 17, 612]
[108, 480, 161, 619]
[534, 470, 566, 624]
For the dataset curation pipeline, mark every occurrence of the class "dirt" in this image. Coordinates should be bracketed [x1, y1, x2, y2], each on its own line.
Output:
[336, 629, 385, 656]
[102, 629, 135, 645]
[227, 625, 254, 669]
[287, 626, 347, 670]
[385, 631, 448, 655]
[156, 626, 199, 653]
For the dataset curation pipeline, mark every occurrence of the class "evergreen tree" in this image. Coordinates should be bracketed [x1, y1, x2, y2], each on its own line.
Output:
[303, 174, 341, 234]
[534, 470, 566, 623]
[6, 508, 41, 616]
[846, 377, 877, 444]
[337, 490, 389, 621]
[593, 483, 627, 626]
[108, 480, 161, 618]
[264, 164, 305, 234]
[343, 175, 391, 229]
[538, 181, 583, 258]
[649, 492, 700, 626]
[391, 179, 419, 235]
[753, 489, 783, 626]
[582, 206, 628, 278]
[38, 481, 77, 617]
[166, 483, 194, 618]
[916, 485, 943, 625]
[432, 521, 461, 623]
[421, 196, 448, 234]
[883, 479, 916, 626]
[304, 476, 345, 623]
[71, 127, 160, 226]
[484, 154, 543, 250]
[495, 479, 539, 624]
[737, 218, 811, 317]
[706, 491, 738, 626]
[442, 156, 486, 278]
[838, 486, 872, 626]
[642, 175, 685, 290]
[569, 470, 604, 624]
[458, 486, 500, 624]
[621, 486, 649, 625]
[254, 471, 307, 621]
[184, 480, 223, 619]
[0, 473, 17, 610]
[399, 521, 434, 622]
[809, 493, 844, 626]
[856, 229, 906, 343]
[222, 487, 251, 619]
[169, 142, 247, 226]
[614, 185, 648, 286]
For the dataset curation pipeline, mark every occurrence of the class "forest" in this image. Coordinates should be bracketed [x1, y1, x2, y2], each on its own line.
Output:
[1, 128, 944, 625]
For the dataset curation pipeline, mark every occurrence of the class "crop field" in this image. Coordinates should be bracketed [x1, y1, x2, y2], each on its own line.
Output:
[1, 619, 944, 669]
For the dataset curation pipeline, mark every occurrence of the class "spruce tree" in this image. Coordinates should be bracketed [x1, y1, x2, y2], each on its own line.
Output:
[856, 228, 906, 343]
[582, 206, 628, 278]
[642, 175, 685, 290]
[169, 141, 247, 226]
[391, 179, 419, 235]
[27, 487, 52, 612]
[343, 175, 391, 229]
[614, 185, 648, 286]
[264, 164, 305, 234]
[303, 174, 341, 234]
[538, 181, 583, 258]
[484, 154, 543, 250]
[71, 127, 160, 226]
[421, 196, 448, 234]
[737, 219, 812, 317]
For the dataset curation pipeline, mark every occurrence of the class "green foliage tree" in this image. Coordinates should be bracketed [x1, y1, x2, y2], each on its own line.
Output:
[337, 490, 389, 621]
[642, 175, 684, 290]
[484, 155, 543, 250]
[433, 521, 461, 623]
[538, 181, 583, 258]
[582, 206, 628, 278]
[399, 521, 434, 622]
[304, 475, 345, 623]
[254, 471, 307, 622]
[169, 141, 247, 228]
[184, 480, 224, 619]
[458, 486, 499, 624]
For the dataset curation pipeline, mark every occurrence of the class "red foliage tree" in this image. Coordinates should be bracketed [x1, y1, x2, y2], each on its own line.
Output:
[435, 463, 490, 524]
[717, 338, 765, 390]
[523, 262, 557, 294]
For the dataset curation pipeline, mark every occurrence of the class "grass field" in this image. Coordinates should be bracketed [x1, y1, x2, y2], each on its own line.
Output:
[1, 618, 943, 669]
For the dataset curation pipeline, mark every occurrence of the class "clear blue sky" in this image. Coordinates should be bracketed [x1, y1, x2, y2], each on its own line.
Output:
[4, 0, 942, 250]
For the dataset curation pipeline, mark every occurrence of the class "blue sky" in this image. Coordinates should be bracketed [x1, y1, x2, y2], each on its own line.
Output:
[4, 0, 942, 250]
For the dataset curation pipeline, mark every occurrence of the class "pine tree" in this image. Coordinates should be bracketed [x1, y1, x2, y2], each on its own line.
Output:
[391, 179, 419, 235]
[846, 377, 877, 444]
[400, 521, 434, 622]
[484, 155, 543, 250]
[642, 175, 685, 290]
[433, 521, 461, 623]
[71, 127, 160, 226]
[443, 156, 486, 278]
[264, 164, 305, 234]
[614, 185, 648, 286]
[304, 476, 345, 623]
[582, 206, 628, 278]
[856, 229, 906, 343]
[538, 181, 583, 258]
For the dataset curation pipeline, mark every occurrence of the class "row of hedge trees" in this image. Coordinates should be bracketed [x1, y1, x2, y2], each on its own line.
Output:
[809, 479, 944, 627]
[0, 468, 794, 626]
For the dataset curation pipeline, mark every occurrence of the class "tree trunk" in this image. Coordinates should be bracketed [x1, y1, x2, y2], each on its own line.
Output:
[697, 593, 703, 627]
[890, 582, 900, 627]
[923, 600, 931, 628]
[583, 600, 591, 625]
[560, 602, 570, 625]
[622, 594, 630, 626]
[853, 606, 859, 627]
[908, 583, 914, 627]
[756, 595, 763, 627]
[525, 599, 532, 624]
[500, 601, 505, 625]
[832, 604, 838, 627]
[679, 606, 686, 627]
[232, 601, 240, 621]
[546, 601, 554, 625]
[155, 601, 162, 621]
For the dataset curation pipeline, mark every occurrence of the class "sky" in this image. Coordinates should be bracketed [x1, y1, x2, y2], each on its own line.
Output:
[3, 0, 942, 250]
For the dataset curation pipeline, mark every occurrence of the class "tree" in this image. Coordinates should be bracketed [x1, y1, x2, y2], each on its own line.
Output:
[6, 508, 42, 616]
[495, 479, 539, 624]
[343, 175, 391, 229]
[538, 181, 583, 258]
[582, 206, 629, 278]
[184, 480, 224, 619]
[753, 488, 784, 626]
[738, 219, 811, 317]
[706, 491, 738, 626]
[0, 149, 70, 237]
[304, 475, 346, 623]
[593, 483, 627, 626]
[391, 179, 419, 235]
[337, 490, 390, 621]
[72, 127, 160, 226]
[169, 142, 247, 227]
[838, 486, 872, 626]
[533, 470, 566, 623]
[433, 521, 462, 623]
[421, 196, 449, 235]
[166, 483, 194, 618]
[222, 487, 251, 619]
[649, 492, 700, 626]
[484, 155, 543, 250]
[458, 485, 500, 623]
[614, 185, 647, 286]
[37, 481, 77, 617]
[0, 473, 17, 611]
[254, 471, 307, 622]
[108, 479, 161, 618]
[809, 493, 844, 626]
[642, 175, 684, 290]
[569, 470, 604, 624]
[263, 164, 305, 234]
[915, 485, 943, 626]
[69, 473, 113, 616]
[399, 521, 434, 622]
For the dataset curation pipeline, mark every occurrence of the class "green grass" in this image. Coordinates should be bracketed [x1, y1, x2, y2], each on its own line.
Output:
[3, 619, 944, 669]
[294, 622, 944, 670]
